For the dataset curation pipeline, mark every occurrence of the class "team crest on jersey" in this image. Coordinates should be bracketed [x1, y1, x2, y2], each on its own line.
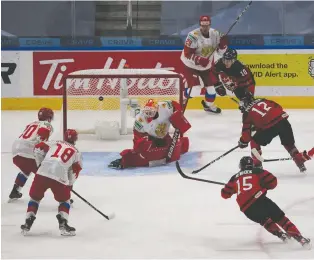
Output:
[155, 123, 167, 138]
[201, 46, 215, 57]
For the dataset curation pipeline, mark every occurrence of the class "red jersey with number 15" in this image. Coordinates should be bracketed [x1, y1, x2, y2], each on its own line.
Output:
[34, 141, 82, 186]
[221, 168, 277, 212]
[241, 98, 288, 143]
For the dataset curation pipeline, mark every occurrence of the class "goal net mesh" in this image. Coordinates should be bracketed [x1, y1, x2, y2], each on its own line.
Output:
[62, 69, 183, 136]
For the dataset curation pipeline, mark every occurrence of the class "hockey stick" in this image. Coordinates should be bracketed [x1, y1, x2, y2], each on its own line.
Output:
[251, 148, 292, 162]
[72, 190, 115, 220]
[176, 162, 225, 186]
[192, 145, 240, 174]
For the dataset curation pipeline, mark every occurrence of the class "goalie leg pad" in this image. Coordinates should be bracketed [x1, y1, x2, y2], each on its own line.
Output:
[120, 141, 184, 168]
[180, 137, 189, 154]
[169, 111, 191, 134]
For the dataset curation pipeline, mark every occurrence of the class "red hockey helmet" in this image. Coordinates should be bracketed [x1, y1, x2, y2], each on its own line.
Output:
[143, 99, 158, 118]
[199, 15, 211, 26]
[64, 129, 78, 144]
[38, 107, 54, 122]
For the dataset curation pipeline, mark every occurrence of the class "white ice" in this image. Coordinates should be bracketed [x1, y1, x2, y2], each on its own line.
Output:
[1, 109, 314, 259]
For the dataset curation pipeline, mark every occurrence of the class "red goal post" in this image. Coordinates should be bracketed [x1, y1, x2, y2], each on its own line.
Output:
[62, 69, 184, 140]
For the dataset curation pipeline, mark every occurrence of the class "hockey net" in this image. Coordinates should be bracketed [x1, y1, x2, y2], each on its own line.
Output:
[62, 69, 183, 140]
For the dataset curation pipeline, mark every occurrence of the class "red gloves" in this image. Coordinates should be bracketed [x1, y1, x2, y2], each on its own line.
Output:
[192, 54, 209, 67]
[219, 35, 228, 50]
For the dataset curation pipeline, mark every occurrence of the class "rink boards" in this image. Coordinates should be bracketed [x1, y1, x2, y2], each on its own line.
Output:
[1, 49, 314, 110]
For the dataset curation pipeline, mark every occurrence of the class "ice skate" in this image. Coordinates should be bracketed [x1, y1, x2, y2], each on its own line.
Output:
[201, 100, 221, 114]
[8, 184, 22, 202]
[278, 232, 291, 243]
[21, 215, 36, 235]
[56, 214, 76, 236]
[108, 158, 123, 169]
[293, 235, 312, 249]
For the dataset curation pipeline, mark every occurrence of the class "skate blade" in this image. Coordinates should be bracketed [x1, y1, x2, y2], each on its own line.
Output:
[302, 242, 312, 250]
[21, 229, 29, 236]
[60, 229, 76, 236]
[8, 198, 19, 203]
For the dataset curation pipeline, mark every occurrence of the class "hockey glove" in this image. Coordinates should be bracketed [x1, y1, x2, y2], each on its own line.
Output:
[238, 138, 249, 149]
[193, 55, 209, 67]
[214, 82, 227, 96]
[218, 35, 228, 50]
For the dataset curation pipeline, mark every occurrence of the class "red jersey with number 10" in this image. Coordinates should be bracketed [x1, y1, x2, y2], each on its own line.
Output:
[34, 141, 82, 186]
[221, 168, 277, 212]
[241, 98, 288, 143]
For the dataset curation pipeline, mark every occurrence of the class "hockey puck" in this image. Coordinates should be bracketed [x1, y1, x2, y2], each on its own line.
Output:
[99, 96, 104, 101]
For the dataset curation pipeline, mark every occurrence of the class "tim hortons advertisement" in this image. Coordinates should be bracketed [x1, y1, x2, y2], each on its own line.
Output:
[33, 51, 185, 96]
[33, 51, 314, 96]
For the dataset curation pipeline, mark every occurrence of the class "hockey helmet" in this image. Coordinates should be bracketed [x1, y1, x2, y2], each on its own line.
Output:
[239, 156, 253, 170]
[64, 129, 78, 144]
[143, 99, 158, 118]
[223, 48, 237, 60]
[222, 48, 237, 68]
[38, 107, 54, 122]
[238, 91, 255, 112]
[199, 15, 211, 26]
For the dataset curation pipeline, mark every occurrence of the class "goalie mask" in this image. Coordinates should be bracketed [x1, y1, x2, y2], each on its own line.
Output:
[222, 48, 237, 68]
[143, 99, 158, 118]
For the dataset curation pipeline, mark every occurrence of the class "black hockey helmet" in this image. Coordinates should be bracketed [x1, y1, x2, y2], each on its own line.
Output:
[223, 48, 237, 60]
[239, 156, 253, 170]
[238, 90, 255, 112]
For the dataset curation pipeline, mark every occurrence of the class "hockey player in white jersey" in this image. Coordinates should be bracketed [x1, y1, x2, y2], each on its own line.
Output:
[20, 129, 82, 236]
[181, 15, 228, 114]
[9, 107, 54, 201]
[109, 99, 191, 169]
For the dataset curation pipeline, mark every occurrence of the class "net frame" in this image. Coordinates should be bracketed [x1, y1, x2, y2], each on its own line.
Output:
[62, 69, 184, 139]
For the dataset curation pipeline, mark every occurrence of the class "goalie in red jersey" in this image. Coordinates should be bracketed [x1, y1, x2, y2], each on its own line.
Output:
[237, 91, 309, 172]
[108, 99, 191, 169]
[209, 48, 256, 99]
[221, 156, 311, 249]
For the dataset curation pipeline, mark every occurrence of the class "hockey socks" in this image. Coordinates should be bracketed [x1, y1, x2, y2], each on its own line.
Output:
[14, 172, 29, 190]
[277, 216, 301, 236]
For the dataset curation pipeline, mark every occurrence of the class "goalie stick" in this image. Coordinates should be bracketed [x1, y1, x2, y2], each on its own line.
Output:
[176, 161, 225, 186]
[72, 190, 115, 220]
[167, 1, 253, 162]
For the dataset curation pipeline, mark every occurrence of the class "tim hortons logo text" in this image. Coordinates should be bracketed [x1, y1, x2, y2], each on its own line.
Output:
[39, 57, 181, 92]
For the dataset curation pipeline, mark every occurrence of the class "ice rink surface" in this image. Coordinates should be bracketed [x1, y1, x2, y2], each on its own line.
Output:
[1, 109, 314, 259]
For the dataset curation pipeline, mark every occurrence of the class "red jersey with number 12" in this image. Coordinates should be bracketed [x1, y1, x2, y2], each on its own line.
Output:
[241, 99, 288, 143]
[221, 168, 277, 212]
[34, 141, 82, 186]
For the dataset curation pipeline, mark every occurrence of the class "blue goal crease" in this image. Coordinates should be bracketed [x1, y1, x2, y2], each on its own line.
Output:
[80, 151, 201, 177]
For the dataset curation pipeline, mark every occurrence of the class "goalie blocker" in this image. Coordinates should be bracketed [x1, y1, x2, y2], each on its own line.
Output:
[109, 100, 191, 169]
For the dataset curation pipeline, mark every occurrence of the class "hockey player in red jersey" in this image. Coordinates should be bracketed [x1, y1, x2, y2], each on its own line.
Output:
[237, 92, 307, 172]
[108, 99, 190, 169]
[209, 48, 256, 99]
[181, 15, 228, 114]
[9, 107, 54, 201]
[221, 156, 311, 249]
[21, 129, 82, 236]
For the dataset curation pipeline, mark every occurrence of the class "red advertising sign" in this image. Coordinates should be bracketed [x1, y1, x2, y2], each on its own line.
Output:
[33, 51, 185, 96]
